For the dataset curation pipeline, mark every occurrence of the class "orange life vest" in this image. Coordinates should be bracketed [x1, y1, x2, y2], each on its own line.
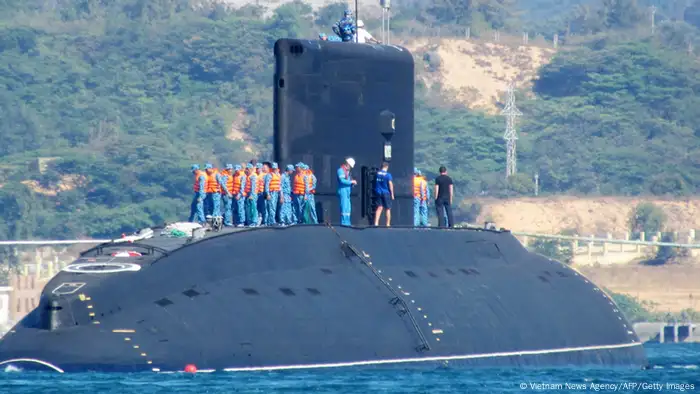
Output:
[413, 176, 427, 200]
[232, 170, 243, 194]
[293, 173, 306, 195]
[205, 170, 220, 193]
[305, 170, 315, 194]
[256, 171, 266, 193]
[245, 173, 256, 195]
[193, 170, 207, 192]
[221, 170, 233, 194]
[269, 172, 281, 192]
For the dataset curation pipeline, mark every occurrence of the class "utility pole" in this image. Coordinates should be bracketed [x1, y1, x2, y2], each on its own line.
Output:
[650, 5, 657, 35]
[501, 83, 522, 178]
[534, 173, 539, 196]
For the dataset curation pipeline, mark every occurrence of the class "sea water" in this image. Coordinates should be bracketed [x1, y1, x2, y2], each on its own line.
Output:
[1, 344, 699, 393]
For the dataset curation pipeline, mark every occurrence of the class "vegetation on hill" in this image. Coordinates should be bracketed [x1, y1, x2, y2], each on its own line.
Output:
[1, 0, 700, 240]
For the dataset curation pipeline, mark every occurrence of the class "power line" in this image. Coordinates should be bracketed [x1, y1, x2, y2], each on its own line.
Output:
[501, 83, 522, 178]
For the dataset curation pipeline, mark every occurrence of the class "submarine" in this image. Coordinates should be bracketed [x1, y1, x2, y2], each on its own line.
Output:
[0, 39, 647, 372]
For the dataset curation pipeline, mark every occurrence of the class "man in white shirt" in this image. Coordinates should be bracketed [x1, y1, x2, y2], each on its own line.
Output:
[355, 20, 380, 44]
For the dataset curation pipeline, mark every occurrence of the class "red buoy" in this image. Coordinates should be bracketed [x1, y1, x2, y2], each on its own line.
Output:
[184, 364, 197, 373]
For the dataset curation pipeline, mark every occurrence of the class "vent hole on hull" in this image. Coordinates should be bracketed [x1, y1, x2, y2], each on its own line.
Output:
[428, 272, 438, 278]
[182, 289, 200, 298]
[445, 269, 456, 275]
[459, 269, 471, 275]
[556, 271, 568, 277]
[280, 288, 296, 296]
[404, 270, 418, 278]
[538, 276, 550, 283]
[155, 298, 174, 307]
[306, 288, 321, 295]
[242, 288, 259, 296]
[320, 268, 333, 275]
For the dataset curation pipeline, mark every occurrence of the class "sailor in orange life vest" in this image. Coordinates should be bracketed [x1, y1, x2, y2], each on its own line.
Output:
[231, 164, 247, 227]
[219, 164, 235, 226]
[337, 158, 357, 226]
[189, 164, 207, 224]
[264, 162, 281, 225]
[302, 164, 318, 224]
[204, 163, 222, 218]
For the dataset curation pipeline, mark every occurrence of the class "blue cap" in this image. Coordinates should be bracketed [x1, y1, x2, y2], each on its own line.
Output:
[205, 163, 213, 169]
[319, 33, 327, 39]
[272, 162, 278, 169]
[302, 164, 309, 170]
[191, 164, 200, 171]
[414, 167, 419, 174]
[286, 164, 294, 171]
[295, 162, 302, 168]
[225, 164, 233, 169]
[246, 163, 253, 169]
[255, 163, 262, 169]
[234, 165, 242, 170]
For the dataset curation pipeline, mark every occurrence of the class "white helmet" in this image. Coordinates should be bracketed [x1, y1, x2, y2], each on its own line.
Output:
[346, 158, 355, 168]
[357, 20, 365, 28]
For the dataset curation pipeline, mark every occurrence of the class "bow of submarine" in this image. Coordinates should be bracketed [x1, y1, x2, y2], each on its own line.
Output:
[0, 225, 647, 372]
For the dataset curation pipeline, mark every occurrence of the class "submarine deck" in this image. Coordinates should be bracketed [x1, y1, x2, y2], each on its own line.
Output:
[81, 224, 511, 258]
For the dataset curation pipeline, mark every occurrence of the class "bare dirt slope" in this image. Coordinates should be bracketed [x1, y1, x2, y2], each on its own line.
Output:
[403, 38, 556, 113]
[579, 264, 700, 313]
[469, 196, 700, 234]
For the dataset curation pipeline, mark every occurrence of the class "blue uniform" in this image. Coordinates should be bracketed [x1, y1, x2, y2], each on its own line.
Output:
[421, 180, 431, 226]
[304, 168, 318, 224]
[264, 171, 279, 226]
[233, 169, 246, 226]
[333, 17, 356, 42]
[219, 170, 233, 226]
[413, 173, 429, 227]
[279, 170, 294, 225]
[246, 172, 258, 226]
[189, 167, 206, 224]
[337, 166, 353, 226]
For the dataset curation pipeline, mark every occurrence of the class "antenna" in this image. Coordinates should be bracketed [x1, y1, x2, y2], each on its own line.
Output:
[501, 83, 522, 178]
[380, 0, 391, 44]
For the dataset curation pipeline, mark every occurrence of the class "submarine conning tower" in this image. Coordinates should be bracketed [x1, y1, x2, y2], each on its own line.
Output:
[0, 224, 646, 372]
[273, 39, 414, 226]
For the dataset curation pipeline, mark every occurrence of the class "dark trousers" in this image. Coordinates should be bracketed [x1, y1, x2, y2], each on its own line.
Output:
[435, 199, 454, 228]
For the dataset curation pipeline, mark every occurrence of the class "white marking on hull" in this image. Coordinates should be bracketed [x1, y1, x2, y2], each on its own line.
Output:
[0, 358, 64, 373]
[62, 262, 141, 274]
[222, 342, 643, 372]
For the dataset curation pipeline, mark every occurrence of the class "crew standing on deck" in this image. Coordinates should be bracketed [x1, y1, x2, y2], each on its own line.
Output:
[332, 10, 356, 42]
[265, 163, 281, 226]
[292, 163, 306, 223]
[232, 164, 246, 227]
[434, 165, 455, 228]
[303, 164, 318, 224]
[256, 163, 266, 226]
[245, 163, 258, 226]
[220, 164, 234, 227]
[279, 164, 294, 225]
[189, 164, 207, 224]
[373, 161, 394, 227]
[355, 20, 380, 44]
[337, 158, 356, 226]
[413, 168, 429, 227]
[205, 164, 222, 219]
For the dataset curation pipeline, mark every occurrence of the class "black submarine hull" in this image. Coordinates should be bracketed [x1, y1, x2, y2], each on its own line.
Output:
[0, 226, 646, 372]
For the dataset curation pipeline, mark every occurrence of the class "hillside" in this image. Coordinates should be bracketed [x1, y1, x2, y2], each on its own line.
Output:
[1, 0, 700, 242]
[470, 196, 700, 235]
[404, 38, 556, 112]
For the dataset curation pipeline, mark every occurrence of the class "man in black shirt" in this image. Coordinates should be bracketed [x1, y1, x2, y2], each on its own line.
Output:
[434, 166, 454, 228]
